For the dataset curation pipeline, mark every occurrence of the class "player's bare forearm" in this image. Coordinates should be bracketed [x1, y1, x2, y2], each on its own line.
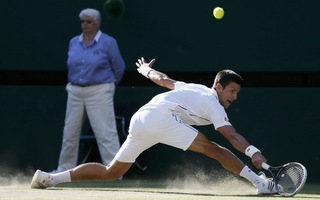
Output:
[136, 57, 176, 90]
[218, 125, 267, 169]
[227, 133, 250, 153]
[148, 70, 176, 90]
[218, 125, 250, 153]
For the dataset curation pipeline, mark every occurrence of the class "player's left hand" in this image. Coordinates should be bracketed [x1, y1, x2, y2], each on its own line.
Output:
[136, 57, 156, 69]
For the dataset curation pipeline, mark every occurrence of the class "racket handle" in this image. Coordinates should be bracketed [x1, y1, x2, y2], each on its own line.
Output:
[262, 162, 270, 170]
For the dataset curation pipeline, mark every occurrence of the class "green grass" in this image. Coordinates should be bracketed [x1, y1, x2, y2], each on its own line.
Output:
[54, 180, 320, 199]
[1, 179, 319, 200]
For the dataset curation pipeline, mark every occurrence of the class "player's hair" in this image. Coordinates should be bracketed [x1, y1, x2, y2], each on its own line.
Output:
[213, 69, 243, 89]
[79, 8, 101, 23]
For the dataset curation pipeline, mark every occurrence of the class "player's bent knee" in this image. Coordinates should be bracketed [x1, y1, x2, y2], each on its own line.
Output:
[106, 161, 132, 180]
[106, 173, 121, 181]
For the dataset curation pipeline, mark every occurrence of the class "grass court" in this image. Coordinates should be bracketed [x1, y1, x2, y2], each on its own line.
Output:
[0, 176, 319, 200]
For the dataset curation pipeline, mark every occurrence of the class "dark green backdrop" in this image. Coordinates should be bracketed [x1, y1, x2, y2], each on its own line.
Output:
[0, 0, 319, 183]
[1, 0, 319, 71]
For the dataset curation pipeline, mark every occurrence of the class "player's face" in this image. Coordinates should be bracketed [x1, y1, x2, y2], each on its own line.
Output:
[216, 82, 241, 109]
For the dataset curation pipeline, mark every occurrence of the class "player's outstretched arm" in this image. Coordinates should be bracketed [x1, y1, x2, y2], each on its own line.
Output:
[218, 125, 267, 169]
[136, 57, 176, 90]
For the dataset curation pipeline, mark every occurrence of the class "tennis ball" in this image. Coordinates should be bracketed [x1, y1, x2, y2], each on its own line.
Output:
[213, 7, 224, 19]
[104, 0, 125, 19]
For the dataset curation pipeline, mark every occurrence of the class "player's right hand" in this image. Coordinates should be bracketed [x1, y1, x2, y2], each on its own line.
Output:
[251, 152, 267, 169]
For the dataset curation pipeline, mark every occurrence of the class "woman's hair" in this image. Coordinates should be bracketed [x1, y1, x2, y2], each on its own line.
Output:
[213, 69, 243, 89]
[79, 8, 101, 23]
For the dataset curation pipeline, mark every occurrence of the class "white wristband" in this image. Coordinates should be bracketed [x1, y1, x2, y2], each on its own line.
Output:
[137, 66, 153, 78]
[245, 145, 261, 158]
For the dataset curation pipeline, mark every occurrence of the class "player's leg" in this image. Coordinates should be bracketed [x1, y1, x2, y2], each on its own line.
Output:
[31, 109, 157, 189]
[31, 137, 141, 189]
[31, 160, 133, 189]
[70, 160, 132, 181]
[70, 120, 157, 182]
[187, 131, 277, 194]
[187, 131, 244, 174]
[70, 109, 168, 181]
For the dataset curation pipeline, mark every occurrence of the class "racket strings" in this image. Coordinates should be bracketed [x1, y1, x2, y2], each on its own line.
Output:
[276, 165, 305, 195]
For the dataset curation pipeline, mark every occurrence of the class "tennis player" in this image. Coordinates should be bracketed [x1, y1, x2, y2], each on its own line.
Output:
[31, 57, 277, 194]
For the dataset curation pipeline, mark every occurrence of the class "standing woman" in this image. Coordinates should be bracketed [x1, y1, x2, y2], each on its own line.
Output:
[55, 8, 125, 172]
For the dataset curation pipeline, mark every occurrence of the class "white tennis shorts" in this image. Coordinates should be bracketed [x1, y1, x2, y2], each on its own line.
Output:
[114, 108, 198, 163]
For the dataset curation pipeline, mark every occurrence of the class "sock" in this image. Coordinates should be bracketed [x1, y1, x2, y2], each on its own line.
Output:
[48, 170, 71, 186]
[239, 165, 263, 186]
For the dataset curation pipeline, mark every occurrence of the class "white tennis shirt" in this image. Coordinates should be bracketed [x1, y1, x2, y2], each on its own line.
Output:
[139, 81, 232, 130]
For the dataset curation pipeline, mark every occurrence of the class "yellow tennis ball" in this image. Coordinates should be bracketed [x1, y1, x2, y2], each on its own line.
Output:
[213, 7, 224, 19]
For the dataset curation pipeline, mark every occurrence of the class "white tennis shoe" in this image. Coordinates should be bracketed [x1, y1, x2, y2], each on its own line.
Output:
[30, 170, 53, 189]
[256, 172, 278, 195]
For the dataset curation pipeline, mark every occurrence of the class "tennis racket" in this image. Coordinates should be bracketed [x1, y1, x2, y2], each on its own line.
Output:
[262, 162, 307, 197]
